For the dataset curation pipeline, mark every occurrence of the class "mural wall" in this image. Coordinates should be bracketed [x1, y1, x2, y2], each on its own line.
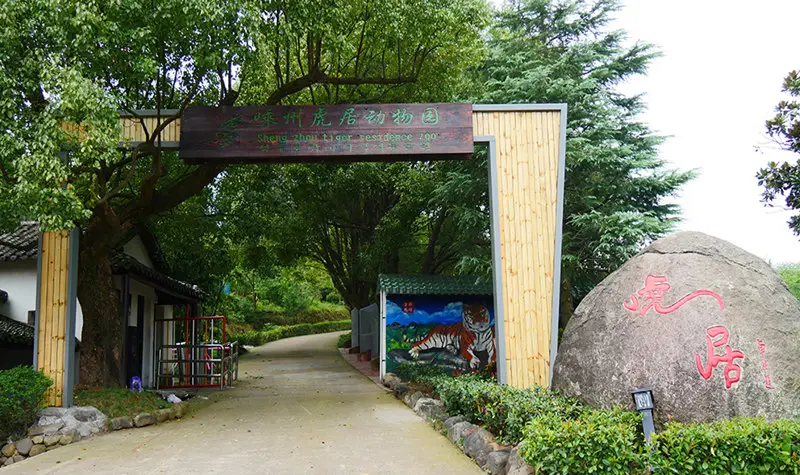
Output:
[385, 295, 495, 375]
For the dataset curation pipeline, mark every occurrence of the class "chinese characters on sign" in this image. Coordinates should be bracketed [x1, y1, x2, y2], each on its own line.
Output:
[756, 339, 776, 390]
[623, 275, 725, 316]
[179, 103, 473, 164]
[402, 301, 415, 313]
[210, 116, 242, 149]
[695, 326, 744, 389]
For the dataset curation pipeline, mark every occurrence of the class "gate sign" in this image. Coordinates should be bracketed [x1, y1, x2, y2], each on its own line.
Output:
[179, 103, 473, 164]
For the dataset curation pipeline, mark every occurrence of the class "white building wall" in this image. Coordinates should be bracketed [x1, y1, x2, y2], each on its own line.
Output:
[0, 260, 38, 324]
[123, 236, 154, 269]
[0, 235, 171, 386]
[128, 279, 158, 387]
[0, 259, 84, 340]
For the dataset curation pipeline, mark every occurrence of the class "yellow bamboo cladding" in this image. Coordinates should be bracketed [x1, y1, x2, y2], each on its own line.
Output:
[473, 109, 563, 389]
[119, 115, 181, 143]
[36, 230, 71, 407]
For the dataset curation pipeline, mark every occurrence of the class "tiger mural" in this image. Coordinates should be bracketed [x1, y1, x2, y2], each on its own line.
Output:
[409, 303, 495, 370]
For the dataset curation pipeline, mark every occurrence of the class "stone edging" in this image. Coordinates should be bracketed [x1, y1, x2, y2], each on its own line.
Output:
[109, 403, 183, 431]
[382, 373, 535, 475]
[0, 403, 184, 469]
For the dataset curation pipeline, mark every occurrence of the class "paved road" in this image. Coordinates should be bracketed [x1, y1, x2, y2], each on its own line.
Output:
[6, 332, 481, 474]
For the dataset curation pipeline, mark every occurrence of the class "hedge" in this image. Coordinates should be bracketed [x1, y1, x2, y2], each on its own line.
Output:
[244, 305, 349, 328]
[396, 362, 800, 474]
[230, 320, 350, 347]
[519, 408, 646, 474]
[650, 417, 800, 474]
[336, 331, 351, 348]
[0, 366, 52, 441]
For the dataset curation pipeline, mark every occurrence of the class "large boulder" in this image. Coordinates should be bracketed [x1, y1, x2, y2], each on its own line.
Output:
[553, 232, 800, 424]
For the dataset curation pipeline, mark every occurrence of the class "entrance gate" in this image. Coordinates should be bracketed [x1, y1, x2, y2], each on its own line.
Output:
[37, 103, 566, 404]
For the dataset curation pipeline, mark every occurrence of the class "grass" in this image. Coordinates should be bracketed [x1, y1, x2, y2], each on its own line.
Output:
[74, 388, 171, 419]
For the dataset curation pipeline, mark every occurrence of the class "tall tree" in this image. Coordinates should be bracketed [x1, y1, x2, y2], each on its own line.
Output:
[0, 0, 490, 386]
[758, 70, 800, 234]
[461, 0, 693, 326]
[214, 162, 442, 309]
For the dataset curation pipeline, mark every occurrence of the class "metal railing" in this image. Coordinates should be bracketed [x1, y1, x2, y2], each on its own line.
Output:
[154, 342, 238, 389]
[154, 316, 238, 389]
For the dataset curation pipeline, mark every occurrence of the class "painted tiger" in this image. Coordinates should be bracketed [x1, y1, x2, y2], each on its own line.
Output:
[409, 303, 495, 369]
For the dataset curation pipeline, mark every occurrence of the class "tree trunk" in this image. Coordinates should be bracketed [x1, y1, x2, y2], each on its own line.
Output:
[77, 249, 124, 388]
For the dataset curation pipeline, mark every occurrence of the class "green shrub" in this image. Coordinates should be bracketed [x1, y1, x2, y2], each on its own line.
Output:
[519, 408, 646, 474]
[244, 303, 349, 328]
[434, 376, 583, 444]
[396, 363, 582, 444]
[396, 361, 452, 385]
[650, 417, 800, 474]
[0, 366, 53, 441]
[337, 332, 351, 348]
[396, 363, 800, 473]
[230, 320, 351, 347]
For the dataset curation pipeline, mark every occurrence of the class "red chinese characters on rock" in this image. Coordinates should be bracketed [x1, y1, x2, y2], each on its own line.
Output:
[756, 339, 776, 390]
[623, 275, 724, 316]
[695, 326, 744, 389]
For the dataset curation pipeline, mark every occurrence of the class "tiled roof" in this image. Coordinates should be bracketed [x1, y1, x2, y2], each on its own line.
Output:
[0, 222, 39, 262]
[0, 314, 81, 347]
[378, 274, 493, 296]
[111, 253, 204, 300]
[0, 223, 202, 301]
[0, 314, 34, 345]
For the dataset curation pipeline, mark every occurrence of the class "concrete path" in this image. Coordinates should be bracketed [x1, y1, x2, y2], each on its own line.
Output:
[5, 332, 482, 474]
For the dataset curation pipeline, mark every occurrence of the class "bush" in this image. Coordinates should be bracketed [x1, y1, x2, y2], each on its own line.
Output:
[337, 332, 351, 348]
[434, 375, 584, 444]
[244, 303, 349, 329]
[230, 320, 351, 347]
[395, 362, 452, 385]
[650, 417, 800, 474]
[0, 366, 52, 441]
[397, 363, 582, 444]
[395, 365, 800, 473]
[520, 408, 646, 474]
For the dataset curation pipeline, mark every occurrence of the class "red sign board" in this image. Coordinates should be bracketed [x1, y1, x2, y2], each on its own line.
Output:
[179, 103, 474, 164]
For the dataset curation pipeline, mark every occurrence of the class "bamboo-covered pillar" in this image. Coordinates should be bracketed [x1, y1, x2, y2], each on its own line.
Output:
[34, 228, 79, 407]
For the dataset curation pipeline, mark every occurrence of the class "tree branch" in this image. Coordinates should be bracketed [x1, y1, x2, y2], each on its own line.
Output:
[120, 164, 224, 223]
[265, 70, 417, 105]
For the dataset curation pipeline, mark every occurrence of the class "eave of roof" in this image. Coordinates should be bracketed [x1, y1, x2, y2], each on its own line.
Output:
[0, 223, 203, 301]
[0, 314, 35, 345]
[0, 222, 39, 262]
[111, 253, 204, 300]
[378, 274, 493, 296]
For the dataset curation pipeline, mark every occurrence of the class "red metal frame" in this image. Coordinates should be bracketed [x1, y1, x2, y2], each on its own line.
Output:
[154, 315, 233, 389]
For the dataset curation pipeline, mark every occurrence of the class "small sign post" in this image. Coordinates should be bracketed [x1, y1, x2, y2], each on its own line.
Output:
[631, 387, 656, 443]
[179, 103, 474, 164]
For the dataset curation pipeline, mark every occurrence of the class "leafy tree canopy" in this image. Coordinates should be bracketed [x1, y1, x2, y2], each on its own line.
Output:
[758, 70, 800, 234]
[0, 0, 491, 386]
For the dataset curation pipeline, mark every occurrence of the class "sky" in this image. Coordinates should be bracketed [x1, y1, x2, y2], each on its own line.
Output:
[610, 1, 800, 264]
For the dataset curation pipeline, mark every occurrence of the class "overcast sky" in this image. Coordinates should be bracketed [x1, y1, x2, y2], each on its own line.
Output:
[610, 1, 800, 264]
